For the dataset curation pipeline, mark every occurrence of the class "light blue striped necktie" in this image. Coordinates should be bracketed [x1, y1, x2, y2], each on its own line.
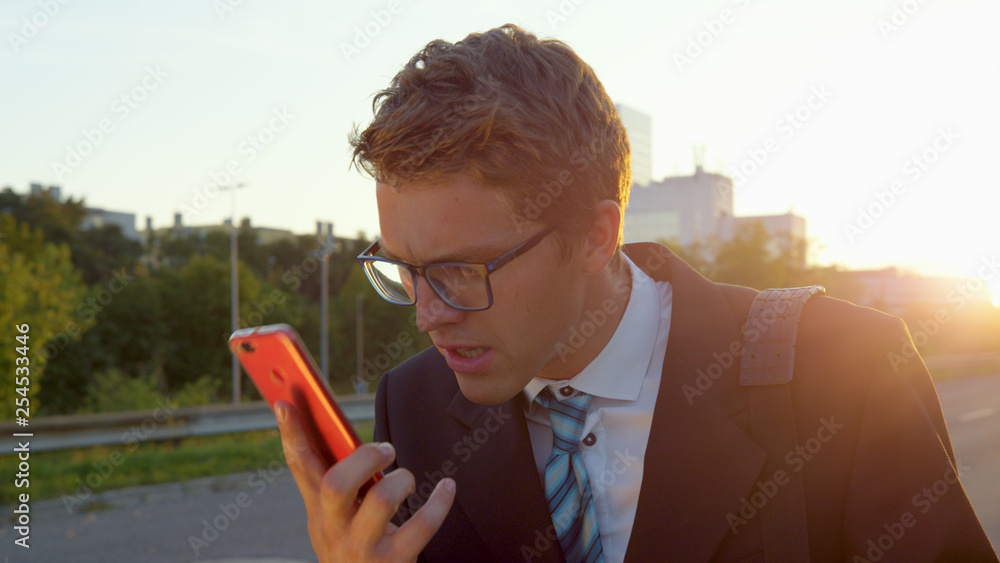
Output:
[536, 387, 604, 563]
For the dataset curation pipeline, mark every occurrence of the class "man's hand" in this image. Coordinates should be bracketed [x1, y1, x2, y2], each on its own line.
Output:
[275, 400, 455, 562]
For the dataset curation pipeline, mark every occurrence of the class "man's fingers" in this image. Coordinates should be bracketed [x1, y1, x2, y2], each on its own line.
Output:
[351, 466, 416, 548]
[274, 401, 327, 503]
[316, 441, 397, 532]
[275, 401, 445, 560]
[393, 477, 456, 556]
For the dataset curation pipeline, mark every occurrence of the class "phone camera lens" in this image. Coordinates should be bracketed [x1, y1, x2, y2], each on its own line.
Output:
[240, 342, 255, 352]
[270, 369, 285, 385]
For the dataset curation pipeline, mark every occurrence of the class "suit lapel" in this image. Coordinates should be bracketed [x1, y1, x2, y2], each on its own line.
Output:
[446, 392, 565, 562]
[433, 243, 764, 562]
[624, 244, 766, 562]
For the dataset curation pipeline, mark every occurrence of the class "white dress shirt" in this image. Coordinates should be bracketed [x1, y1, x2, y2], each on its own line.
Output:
[522, 255, 673, 563]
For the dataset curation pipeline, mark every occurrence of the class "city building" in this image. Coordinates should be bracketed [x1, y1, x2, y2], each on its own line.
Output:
[623, 165, 734, 245]
[22, 183, 140, 240]
[615, 103, 653, 187]
[30, 182, 62, 202]
[734, 212, 807, 268]
[81, 207, 139, 240]
[840, 268, 992, 316]
[151, 213, 296, 245]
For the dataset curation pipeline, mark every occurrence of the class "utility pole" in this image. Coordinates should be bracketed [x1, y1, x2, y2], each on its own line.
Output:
[220, 182, 248, 404]
[356, 293, 364, 389]
[318, 221, 333, 382]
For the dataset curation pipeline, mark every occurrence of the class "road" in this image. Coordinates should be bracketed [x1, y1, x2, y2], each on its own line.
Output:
[3, 374, 998, 562]
[934, 373, 1000, 550]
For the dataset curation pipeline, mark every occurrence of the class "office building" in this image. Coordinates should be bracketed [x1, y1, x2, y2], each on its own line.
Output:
[624, 166, 734, 245]
[615, 103, 653, 187]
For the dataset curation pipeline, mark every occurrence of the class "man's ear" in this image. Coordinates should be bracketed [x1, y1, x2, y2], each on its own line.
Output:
[581, 199, 623, 274]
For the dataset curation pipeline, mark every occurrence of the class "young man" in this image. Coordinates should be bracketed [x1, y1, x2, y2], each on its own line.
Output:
[275, 25, 997, 562]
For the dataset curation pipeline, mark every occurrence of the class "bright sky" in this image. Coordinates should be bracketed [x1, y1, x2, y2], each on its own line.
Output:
[2, 0, 998, 300]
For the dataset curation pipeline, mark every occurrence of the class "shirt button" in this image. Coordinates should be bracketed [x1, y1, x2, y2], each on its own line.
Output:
[559, 386, 574, 397]
[582, 433, 596, 446]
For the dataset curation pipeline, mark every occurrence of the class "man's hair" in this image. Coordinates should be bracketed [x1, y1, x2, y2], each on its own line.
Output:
[350, 24, 631, 259]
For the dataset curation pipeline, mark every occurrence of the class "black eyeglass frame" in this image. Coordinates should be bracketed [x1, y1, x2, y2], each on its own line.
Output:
[357, 224, 557, 312]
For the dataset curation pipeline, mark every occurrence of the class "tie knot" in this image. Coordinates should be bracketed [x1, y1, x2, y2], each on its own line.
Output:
[536, 387, 593, 454]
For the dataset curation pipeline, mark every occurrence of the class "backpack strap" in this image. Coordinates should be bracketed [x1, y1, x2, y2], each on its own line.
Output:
[739, 285, 825, 562]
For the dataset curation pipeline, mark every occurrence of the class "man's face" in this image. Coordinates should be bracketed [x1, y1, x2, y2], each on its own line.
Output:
[376, 175, 589, 404]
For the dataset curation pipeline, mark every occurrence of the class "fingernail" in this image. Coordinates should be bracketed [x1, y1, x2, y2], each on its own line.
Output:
[441, 477, 456, 493]
[377, 442, 395, 456]
[275, 402, 288, 423]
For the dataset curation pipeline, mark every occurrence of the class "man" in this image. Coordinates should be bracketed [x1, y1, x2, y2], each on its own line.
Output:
[275, 25, 997, 562]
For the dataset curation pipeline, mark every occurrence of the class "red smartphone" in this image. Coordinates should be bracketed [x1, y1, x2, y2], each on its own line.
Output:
[229, 324, 381, 491]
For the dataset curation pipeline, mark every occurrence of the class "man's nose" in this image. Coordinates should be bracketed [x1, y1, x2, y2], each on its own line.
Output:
[414, 274, 464, 332]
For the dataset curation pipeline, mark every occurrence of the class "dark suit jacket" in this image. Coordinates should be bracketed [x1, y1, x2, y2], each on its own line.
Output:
[374, 243, 997, 562]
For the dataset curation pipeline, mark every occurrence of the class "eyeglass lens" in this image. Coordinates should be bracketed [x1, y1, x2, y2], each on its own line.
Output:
[366, 261, 490, 310]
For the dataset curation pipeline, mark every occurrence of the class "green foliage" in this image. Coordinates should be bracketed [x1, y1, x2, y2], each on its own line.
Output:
[2, 189, 425, 415]
[38, 274, 165, 415]
[0, 212, 49, 256]
[171, 374, 222, 406]
[0, 189, 140, 285]
[159, 255, 263, 395]
[712, 221, 791, 290]
[331, 265, 432, 389]
[14, 189, 87, 246]
[0, 216, 90, 420]
[662, 220, 863, 303]
[72, 224, 144, 285]
[78, 368, 221, 414]
[80, 368, 165, 414]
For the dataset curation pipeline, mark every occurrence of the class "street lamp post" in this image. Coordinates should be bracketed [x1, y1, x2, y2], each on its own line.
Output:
[355, 292, 364, 392]
[318, 221, 334, 382]
[221, 182, 248, 404]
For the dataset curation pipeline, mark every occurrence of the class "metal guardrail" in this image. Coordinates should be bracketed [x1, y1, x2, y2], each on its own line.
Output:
[0, 395, 376, 454]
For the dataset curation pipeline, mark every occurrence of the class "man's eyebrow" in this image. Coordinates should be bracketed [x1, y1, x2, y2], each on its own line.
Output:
[379, 241, 502, 264]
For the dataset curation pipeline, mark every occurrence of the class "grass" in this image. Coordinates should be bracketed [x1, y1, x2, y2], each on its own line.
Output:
[0, 420, 374, 505]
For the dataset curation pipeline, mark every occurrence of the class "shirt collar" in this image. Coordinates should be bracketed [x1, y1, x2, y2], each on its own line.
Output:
[522, 254, 661, 405]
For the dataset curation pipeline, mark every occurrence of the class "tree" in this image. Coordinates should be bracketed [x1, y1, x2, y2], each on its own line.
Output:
[711, 221, 791, 290]
[15, 190, 87, 246]
[158, 255, 265, 395]
[37, 274, 166, 414]
[662, 220, 862, 303]
[72, 224, 144, 285]
[329, 266, 431, 390]
[3, 188, 143, 285]
[0, 216, 90, 420]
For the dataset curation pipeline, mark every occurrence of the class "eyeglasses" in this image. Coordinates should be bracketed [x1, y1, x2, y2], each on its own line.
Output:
[357, 224, 556, 311]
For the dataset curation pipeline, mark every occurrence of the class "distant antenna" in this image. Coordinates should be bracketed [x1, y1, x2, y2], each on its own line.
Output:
[692, 144, 706, 172]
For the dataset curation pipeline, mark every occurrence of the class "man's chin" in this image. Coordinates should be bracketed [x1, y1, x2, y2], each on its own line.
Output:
[452, 370, 523, 405]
